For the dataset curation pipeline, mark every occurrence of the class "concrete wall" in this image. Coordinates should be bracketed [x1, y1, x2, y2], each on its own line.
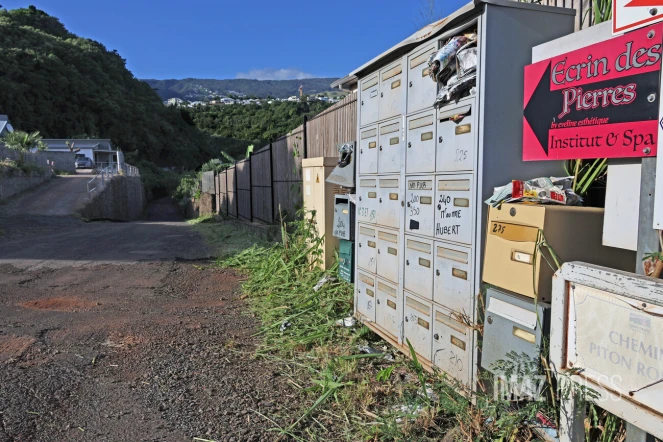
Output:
[0, 168, 51, 201]
[0, 145, 75, 173]
[78, 175, 146, 221]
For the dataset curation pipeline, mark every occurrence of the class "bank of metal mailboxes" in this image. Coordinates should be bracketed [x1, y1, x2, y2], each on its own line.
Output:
[481, 288, 548, 381]
[333, 195, 355, 241]
[339, 240, 354, 283]
[353, 0, 576, 386]
[483, 203, 636, 302]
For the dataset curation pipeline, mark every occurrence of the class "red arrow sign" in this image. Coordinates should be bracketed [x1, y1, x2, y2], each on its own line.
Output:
[625, 0, 663, 7]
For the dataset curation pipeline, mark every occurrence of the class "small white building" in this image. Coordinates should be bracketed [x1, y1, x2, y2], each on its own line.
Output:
[165, 97, 184, 106]
[41, 139, 122, 168]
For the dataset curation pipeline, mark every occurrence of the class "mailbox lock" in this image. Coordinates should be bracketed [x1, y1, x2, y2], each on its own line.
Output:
[406, 260, 410, 265]
[359, 196, 362, 201]
[434, 334, 439, 340]
[358, 243, 362, 247]
[401, 201, 405, 207]
[361, 100, 364, 105]
[509, 208, 517, 217]
[436, 269, 440, 276]
[405, 317, 409, 322]
[379, 198, 382, 203]
[360, 149, 363, 154]
[407, 202, 411, 207]
[438, 136, 444, 143]
[408, 142, 412, 148]
[437, 204, 442, 210]
[380, 92, 384, 97]
[358, 289, 361, 293]
[487, 316, 493, 324]
[378, 249, 381, 254]
[379, 146, 382, 151]
[377, 299, 381, 305]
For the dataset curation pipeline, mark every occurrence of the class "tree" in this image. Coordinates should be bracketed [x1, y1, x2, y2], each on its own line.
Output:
[2, 130, 47, 162]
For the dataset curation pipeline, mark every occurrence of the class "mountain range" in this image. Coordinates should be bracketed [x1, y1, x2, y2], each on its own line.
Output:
[142, 78, 341, 101]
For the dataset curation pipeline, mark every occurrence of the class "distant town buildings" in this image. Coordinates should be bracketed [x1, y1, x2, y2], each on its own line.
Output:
[164, 94, 341, 108]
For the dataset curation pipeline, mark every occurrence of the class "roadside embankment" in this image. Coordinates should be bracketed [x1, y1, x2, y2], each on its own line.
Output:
[0, 167, 51, 202]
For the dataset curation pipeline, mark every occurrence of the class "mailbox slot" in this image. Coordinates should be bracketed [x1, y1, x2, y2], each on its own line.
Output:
[377, 228, 399, 283]
[406, 111, 436, 174]
[407, 42, 438, 114]
[356, 271, 377, 321]
[359, 125, 378, 174]
[360, 73, 380, 127]
[357, 225, 377, 273]
[357, 178, 377, 224]
[435, 174, 474, 245]
[376, 278, 400, 340]
[378, 119, 403, 174]
[432, 306, 472, 387]
[377, 176, 402, 229]
[436, 103, 475, 172]
[405, 177, 435, 237]
[404, 292, 433, 362]
[404, 236, 434, 300]
[379, 61, 405, 121]
[434, 241, 473, 315]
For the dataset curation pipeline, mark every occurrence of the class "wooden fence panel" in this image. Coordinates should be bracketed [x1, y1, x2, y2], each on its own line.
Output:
[236, 159, 251, 221]
[271, 127, 304, 220]
[251, 146, 273, 223]
[227, 166, 237, 217]
[307, 94, 357, 158]
[217, 170, 228, 215]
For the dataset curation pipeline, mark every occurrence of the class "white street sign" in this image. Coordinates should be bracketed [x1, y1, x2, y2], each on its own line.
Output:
[614, 0, 663, 34]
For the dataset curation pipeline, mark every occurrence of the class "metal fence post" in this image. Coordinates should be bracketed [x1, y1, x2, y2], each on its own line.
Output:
[248, 152, 254, 222]
[234, 165, 238, 218]
[225, 170, 229, 215]
[269, 142, 275, 223]
[303, 115, 308, 159]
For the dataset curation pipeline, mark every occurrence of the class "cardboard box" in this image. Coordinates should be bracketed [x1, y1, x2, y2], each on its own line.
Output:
[482, 203, 635, 302]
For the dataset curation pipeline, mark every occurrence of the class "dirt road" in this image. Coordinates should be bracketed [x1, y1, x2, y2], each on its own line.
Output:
[0, 199, 294, 441]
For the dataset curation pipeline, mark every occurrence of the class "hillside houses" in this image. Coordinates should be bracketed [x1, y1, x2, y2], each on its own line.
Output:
[164, 94, 341, 108]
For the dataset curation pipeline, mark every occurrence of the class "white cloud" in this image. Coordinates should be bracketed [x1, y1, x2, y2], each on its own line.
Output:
[235, 68, 317, 81]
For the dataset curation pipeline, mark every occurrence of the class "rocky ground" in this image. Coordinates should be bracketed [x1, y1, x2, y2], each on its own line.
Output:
[0, 196, 297, 442]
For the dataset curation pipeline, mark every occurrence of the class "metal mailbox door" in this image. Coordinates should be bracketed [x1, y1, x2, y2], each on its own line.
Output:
[379, 61, 404, 121]
[377, 229, 399, 284]
[436, 103, 475, 173]
[378, 119, 403, 174]
[405, 177, 435, 237]
[360, 73, 379, 127]
[357, 225, 377, 273]
[406, 111, 436, 174]
[404, 236, 434, 301]
[376, 278, 400, 340]
[435, 174, 474, 245]
[481, 288, 544, 373]
[359, 125, 378, 174]
[356, 271, 376, 321]
[404, 293, 433, 361]
[333, 197, 351, 240]
[377, 176, 401, 229]
[434, 241, 473, 316]
[357, 178, 377, 224]
[432, 306, 472, 387]
[407, 42, 438, 114]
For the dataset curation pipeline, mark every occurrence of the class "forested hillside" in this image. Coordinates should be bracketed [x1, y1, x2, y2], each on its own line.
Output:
[189, 100, 334, 145]
[0, 6, 214, 170]
[144, 78, 340, 101]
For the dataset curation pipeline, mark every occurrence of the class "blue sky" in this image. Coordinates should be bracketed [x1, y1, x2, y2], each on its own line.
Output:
[2, 0, 467, 80]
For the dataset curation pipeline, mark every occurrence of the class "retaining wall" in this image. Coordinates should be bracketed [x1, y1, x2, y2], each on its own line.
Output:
[78, 176, 146, 221]
[0, 168, 51, 201]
